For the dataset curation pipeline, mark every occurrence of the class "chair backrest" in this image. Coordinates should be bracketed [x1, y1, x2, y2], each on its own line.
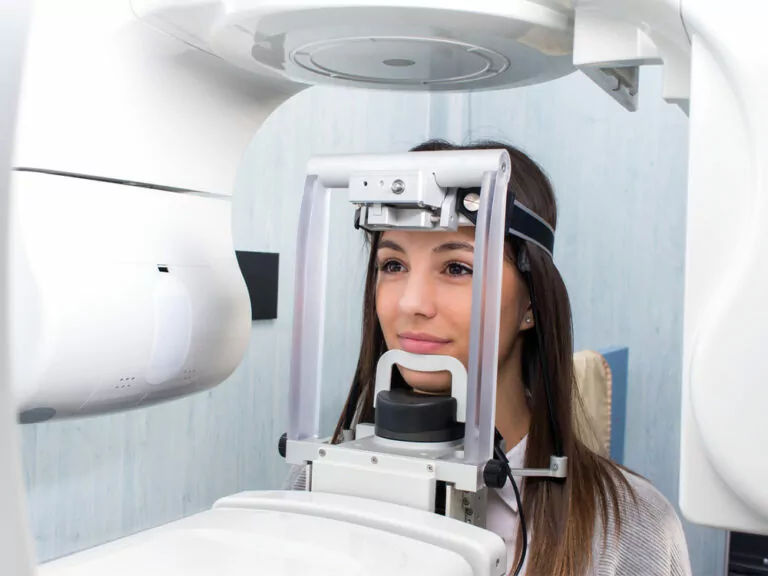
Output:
[572, 347, 629, 464]
[573, 350, 613, 457]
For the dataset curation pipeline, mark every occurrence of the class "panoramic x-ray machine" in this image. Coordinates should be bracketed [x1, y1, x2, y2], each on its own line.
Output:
[1, 0, 766, 575]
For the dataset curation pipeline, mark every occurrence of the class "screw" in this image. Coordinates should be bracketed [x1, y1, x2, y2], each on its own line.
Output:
[319, 449, 326, 457]
[501, 161, 508, 173]
[462, 497, 469, 506]
[553, 463, 559, 471]
[391, 179, 405, 194]
[463, 192, 480, 212]
[371, 456, 378, 464]
[466, 508, 474, 516]
[427, 464, 434, 472]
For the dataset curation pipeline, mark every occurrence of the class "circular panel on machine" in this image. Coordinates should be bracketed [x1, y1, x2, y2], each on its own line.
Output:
[134, 1, 576, 92]
[290, 36, 511, 87]
[247, 2, 575, 91]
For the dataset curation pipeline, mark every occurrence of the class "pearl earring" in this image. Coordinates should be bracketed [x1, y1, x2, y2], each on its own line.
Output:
[525, 317, 532, 324]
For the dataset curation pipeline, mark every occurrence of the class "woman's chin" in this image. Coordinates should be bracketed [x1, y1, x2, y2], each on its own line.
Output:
[399, 367, 452, 395]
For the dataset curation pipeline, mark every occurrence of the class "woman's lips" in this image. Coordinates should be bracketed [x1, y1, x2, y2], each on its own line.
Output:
[398, 332, 452, 354]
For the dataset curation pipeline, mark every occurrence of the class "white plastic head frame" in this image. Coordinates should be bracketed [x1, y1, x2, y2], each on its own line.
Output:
[288, 149, 510, 466]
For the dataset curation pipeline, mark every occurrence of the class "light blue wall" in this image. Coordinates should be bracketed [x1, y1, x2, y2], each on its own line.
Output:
[19, 69, 727, 574]
[428, 68, 725, 574]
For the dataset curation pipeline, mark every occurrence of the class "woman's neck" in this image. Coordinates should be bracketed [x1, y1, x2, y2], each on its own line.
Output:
[495, 340, 531, 451]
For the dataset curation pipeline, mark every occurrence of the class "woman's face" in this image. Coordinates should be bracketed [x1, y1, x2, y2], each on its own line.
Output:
[375, 228, 532, 394]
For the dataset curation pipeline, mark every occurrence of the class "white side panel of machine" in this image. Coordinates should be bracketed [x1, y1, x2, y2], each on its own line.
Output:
[0, 1, 38, 576]
[14, 0, 303, 194]
[10, 171, 251, 421]
[680, 1, 768, 533]
[312, 460, 437, 512]
[36, 504, 475, 576]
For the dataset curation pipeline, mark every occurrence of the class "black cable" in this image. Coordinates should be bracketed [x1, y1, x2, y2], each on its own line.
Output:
[494, 442, 527, 576]
[517, 246, 564, 458]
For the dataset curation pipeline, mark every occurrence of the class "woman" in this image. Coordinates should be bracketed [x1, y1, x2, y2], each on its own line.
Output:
[295, 139, 691, 575]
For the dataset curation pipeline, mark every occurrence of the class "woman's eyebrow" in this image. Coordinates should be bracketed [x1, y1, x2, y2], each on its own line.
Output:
[378, 239, 405, 253]
[433, 241, 474, 254]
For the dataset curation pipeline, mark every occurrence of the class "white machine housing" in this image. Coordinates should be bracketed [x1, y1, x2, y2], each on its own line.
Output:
[8, 0, 310, 424]
[10, 170, 251, 421]
[4, 0, 768, 575]
[36, 491, 507, 576]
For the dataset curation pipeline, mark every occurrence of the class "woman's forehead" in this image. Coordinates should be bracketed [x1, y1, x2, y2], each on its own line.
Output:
[379, 228, 475, 249]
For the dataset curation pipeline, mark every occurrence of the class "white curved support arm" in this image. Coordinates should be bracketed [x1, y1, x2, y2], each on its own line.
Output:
[373, 350, 468, 424]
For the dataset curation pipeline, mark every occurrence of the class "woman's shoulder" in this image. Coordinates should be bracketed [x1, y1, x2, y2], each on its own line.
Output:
[593, 469, 692, 575]
[622, 470, 683, 525]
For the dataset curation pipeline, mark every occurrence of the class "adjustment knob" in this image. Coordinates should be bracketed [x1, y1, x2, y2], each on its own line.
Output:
[278, 433, 287, 458]
[484, 459, 508, 489]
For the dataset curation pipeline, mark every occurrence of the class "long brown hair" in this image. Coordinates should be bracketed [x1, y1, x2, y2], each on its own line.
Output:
[332, 139, 634, 574]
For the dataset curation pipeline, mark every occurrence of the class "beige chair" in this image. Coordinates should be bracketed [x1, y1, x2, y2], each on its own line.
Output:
[573, 350, 614, 458]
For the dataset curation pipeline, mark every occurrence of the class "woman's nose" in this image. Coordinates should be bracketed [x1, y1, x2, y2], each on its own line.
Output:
[398, 272, 437, 318]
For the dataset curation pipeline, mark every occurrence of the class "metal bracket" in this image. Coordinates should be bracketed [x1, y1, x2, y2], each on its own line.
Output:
[510, 455, 568, 479]
[580, 66, 639, 112]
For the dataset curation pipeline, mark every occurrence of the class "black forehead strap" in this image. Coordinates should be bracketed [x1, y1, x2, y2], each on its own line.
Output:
[456, 187, 555, 258]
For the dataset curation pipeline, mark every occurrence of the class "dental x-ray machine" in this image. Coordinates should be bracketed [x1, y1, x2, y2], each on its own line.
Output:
[1, 1, 766, 575]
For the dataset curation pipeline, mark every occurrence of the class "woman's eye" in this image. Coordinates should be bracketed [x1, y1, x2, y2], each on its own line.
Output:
[379, 260, 405, 274]
[445, 262, 473, 277]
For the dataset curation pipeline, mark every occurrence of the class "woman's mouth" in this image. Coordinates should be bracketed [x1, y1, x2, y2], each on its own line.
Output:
[398, 332, 452, 354]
